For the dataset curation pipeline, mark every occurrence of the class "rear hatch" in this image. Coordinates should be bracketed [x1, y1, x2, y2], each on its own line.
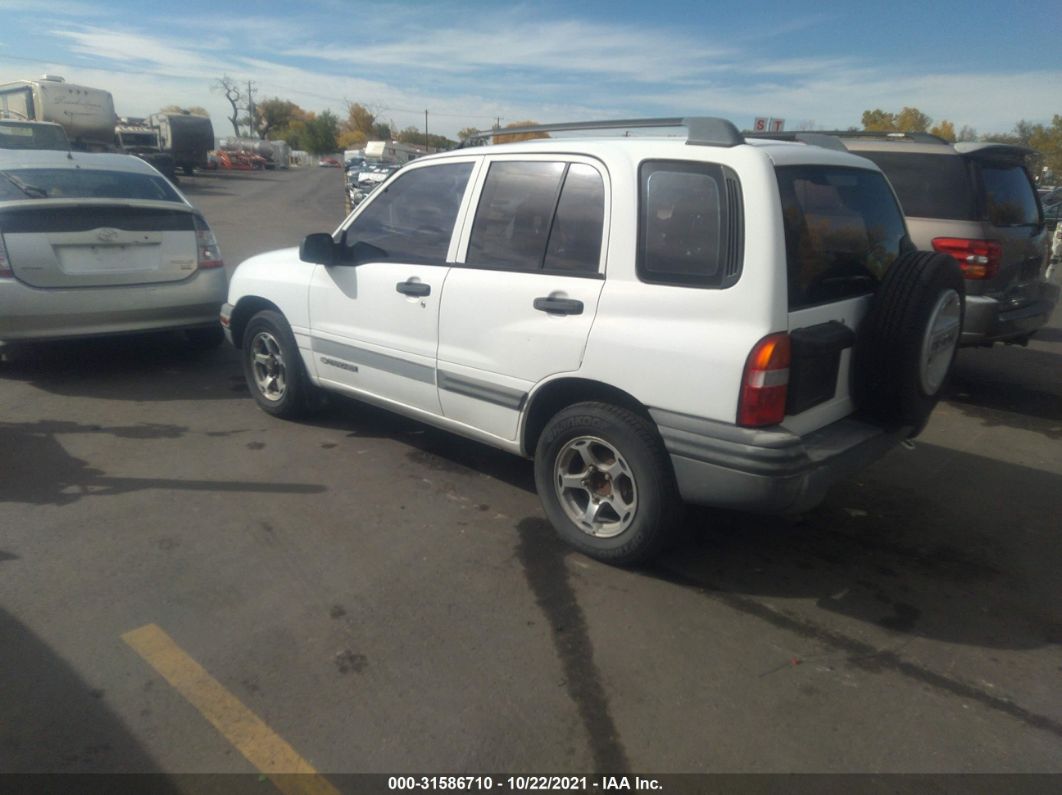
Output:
[775, 163, 912, 433]
[1, 202, 198, 288]
[0, 165, 198, 288]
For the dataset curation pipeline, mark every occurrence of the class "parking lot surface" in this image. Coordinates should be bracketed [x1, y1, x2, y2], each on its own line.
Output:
[1, 166, 1060, 776]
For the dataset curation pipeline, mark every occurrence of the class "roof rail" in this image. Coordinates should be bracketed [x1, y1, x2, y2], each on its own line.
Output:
[460, 117, 745, 149]
[746, 130, 950, 145]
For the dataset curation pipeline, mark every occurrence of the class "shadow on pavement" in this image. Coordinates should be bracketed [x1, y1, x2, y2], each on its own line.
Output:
[0, 419, 327, 506]
[0, 604, 176, 777]
[0, 333, 247, 403]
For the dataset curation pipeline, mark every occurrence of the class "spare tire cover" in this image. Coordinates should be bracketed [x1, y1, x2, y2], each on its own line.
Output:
[853, 250, 964, 433]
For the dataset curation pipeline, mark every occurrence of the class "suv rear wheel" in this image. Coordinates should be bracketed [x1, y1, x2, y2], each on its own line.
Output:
[534, 402, 681, 566]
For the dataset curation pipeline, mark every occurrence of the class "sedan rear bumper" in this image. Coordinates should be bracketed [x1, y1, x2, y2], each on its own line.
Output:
[0, 269, 228, 341]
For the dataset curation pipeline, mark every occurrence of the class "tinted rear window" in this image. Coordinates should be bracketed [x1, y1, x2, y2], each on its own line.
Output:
[776, 166, 909, 310]
[0, 122, 68, 150]
[855, 152, 977, 220]
[0, 168, 182, 202]
[980, 164, 1040, 226]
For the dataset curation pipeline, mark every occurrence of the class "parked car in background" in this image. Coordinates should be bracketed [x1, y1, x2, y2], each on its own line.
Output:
[752, 130, 1059, 346]
[222, 116, 964, 565]
[318, 157, 341, 168]
[0, 118, 69, 150]
[0, 149, 227, 348]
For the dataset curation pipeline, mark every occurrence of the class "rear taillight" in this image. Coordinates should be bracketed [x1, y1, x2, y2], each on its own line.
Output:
[738, 332, 791, 428]
[0, 232, 11, 278]
[194, 215, 224, 270]
[932, 238, 1002, 280]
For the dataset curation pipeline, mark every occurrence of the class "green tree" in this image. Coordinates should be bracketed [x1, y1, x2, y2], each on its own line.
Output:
[159, 105, 209, 116]
[302, 110, 340, 155]
[457, 126, 481, 142]
[255, 98, 308, 140]
[862, 107, 931, 133]
[492, 120, 550, 144]
[929, 120, 956, 142]
[861, 108, 896, 131]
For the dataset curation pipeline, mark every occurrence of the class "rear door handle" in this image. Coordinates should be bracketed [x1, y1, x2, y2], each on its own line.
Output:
[396, 280, 430, 297]
[533, 297, 584, 315]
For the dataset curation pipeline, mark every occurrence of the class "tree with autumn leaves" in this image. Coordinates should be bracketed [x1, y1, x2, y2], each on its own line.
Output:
[862, 107, 1062, 180]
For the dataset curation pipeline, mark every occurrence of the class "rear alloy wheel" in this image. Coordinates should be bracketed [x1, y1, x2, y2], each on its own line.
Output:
[242, 310, 314, 419]
[534, 402, 681, 566]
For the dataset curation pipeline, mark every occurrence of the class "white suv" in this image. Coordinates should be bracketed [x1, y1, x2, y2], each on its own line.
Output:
[221, 117, 963, 565]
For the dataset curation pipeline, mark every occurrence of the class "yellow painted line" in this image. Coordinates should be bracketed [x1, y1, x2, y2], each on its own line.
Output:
[122, 623, 340, 795]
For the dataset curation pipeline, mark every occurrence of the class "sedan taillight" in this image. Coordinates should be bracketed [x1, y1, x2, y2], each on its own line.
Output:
[932, 238, 1002, 280]
[194, 215, 224, 270]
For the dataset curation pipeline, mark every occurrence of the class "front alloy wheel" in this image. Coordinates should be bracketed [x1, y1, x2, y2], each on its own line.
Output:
[249, 330, 288, 402]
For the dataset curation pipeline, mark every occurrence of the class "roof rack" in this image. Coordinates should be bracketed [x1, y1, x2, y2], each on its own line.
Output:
[746, 130, 950, 145]
[460, 117, 745, 149]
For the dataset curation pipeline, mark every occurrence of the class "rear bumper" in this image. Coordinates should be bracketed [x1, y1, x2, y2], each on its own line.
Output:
[961, 281, 1061, 344]
[650, 408, 909, 514]
[0, 269, 228, 341]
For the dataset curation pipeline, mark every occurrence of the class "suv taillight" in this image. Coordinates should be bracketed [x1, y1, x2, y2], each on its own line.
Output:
[932, 238, 1001, 280]
[194, 215, 224, 270]
[738, 332, 791, 428]
[0, 232, 11, 279]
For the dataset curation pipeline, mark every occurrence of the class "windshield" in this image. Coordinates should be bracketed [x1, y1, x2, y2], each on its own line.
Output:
[0, 168, 183, 202]
[118, 132, 159, 148]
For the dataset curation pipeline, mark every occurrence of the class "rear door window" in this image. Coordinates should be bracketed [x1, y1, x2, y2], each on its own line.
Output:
[776, 166, 910, 309]
[466, 160, 605, 274]
[855, 152, 977, 221]
[980, 164, 1040, 226]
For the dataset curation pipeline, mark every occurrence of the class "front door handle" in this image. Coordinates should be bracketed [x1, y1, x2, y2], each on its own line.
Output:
[396, 280, 431, 297]
[533, 297, 584, 315]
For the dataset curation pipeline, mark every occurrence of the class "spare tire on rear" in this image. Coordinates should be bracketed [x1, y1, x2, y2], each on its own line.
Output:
[853, 250, 964, 434]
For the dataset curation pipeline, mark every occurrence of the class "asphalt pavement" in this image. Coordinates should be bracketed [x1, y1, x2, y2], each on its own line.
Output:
[1, 166, 1060, 780]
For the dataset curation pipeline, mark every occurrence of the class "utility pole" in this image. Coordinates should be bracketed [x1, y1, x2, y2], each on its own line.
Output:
[246, 80, 257, 138]
[424, 109, 428, 150]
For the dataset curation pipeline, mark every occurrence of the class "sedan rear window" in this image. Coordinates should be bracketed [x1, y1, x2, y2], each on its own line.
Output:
[854, 152, 977, 221]
[0, 168, 182, 202]
[776, 166, 910, 310]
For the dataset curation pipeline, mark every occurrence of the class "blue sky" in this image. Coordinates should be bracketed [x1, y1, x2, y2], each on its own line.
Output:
[1, 0, 1059, 139]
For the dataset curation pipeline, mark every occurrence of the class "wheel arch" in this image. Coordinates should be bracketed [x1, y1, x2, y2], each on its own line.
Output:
[520, 377, 655, 457]
[228, 296, 282, 349]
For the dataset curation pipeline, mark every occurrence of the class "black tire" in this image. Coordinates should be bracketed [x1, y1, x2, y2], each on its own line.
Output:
[241, 310, 316, 419]
[853, 251, 964, 433]
[533, 402, 683, 566]
[183, 326, 224, 350]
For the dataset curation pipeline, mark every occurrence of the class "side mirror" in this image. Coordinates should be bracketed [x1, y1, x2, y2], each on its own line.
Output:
[299, 233, 339, 265]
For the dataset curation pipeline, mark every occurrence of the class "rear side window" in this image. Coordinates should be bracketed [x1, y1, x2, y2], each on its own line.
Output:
[344, 161, 473, 264]
[0, 168, 181, 202]
[776, 166, 909, 310]
[856, 152, 977, 221]
[466, 161, 605, 274]
[637, 160, 743, 288]
[980, 164, 1040, 226]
